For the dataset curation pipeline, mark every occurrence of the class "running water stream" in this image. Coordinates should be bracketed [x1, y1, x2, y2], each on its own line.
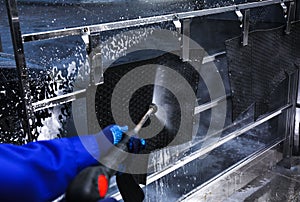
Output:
[152, 66, 171, 130]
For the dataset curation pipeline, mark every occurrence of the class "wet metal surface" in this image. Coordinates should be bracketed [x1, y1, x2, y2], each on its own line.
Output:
[225, 157, 300, 202]
[181, 147, 283, 202]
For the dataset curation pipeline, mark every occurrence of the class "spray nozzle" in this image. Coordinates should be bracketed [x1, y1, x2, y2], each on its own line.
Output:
[132, 104, 158, 134]
[149, 103, 158, 115]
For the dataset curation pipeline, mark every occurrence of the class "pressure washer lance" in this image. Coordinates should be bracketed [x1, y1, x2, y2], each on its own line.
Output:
[66, 104, 158, 202]
[103, 103, 157, 169]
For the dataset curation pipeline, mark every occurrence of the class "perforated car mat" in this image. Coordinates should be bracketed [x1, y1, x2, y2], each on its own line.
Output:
[95, 50, 201, 153]
[226, 22, 300, 120]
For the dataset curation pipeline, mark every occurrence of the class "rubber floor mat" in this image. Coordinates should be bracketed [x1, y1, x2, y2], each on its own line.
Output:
[96, 50, 201, 153]
[226, 22, 300, 120]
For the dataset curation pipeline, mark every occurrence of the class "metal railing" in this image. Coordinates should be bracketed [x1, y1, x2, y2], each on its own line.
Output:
[22, 0, 292, 42]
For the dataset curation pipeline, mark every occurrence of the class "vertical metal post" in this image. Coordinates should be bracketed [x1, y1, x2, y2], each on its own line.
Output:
[235, 9, 249, 46]
[5, 0, 34, 142]
[85, 33, 103, 134]
[293, 70, 300, 155]
[242, 9, 250, 46]
[285, 1, 296, 34]
[182, 19, 191, 62]
[294, 119, 300, 154]
[0, 34, 3, 52]
[172, 18, 191, 61]
[283, 71, 299, 158]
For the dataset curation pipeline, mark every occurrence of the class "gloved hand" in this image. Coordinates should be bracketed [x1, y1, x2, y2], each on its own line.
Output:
[101, 125, 128, 145]
[101, 125, 146, 153]
[127, 136, 146, 153]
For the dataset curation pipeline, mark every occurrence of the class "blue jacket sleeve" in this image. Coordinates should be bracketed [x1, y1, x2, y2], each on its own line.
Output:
[0, 135, 103, 202]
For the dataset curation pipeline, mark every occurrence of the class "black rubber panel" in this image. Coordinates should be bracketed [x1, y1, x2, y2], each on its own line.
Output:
[95, 50, 200, 153]
[226, 22, 300, 120]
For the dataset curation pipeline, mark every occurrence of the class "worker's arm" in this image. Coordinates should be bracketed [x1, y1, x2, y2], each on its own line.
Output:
[0, 125, 126, 202]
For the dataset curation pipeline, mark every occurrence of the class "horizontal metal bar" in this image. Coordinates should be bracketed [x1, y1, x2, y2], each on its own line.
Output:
[194, 95, 228, 115]
[32, 89, 86, 111]
[22, 28, 83, 43]
[111, 104, 290, 200]
[22, 0, 290, 42]
[22, 14, 176, 42]
[176, 0, 289, 19]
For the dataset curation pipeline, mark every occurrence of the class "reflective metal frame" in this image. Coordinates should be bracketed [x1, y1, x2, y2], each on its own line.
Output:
[4, 0, 299, 199]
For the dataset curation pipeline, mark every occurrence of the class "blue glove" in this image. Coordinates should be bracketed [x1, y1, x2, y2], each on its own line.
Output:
[127, 137, 146, 153]
[101, 125, 146, 153]
[102, 125, 128, 145]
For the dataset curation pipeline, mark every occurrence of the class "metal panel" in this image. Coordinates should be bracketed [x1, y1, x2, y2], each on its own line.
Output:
[178, 144, 283, 201]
